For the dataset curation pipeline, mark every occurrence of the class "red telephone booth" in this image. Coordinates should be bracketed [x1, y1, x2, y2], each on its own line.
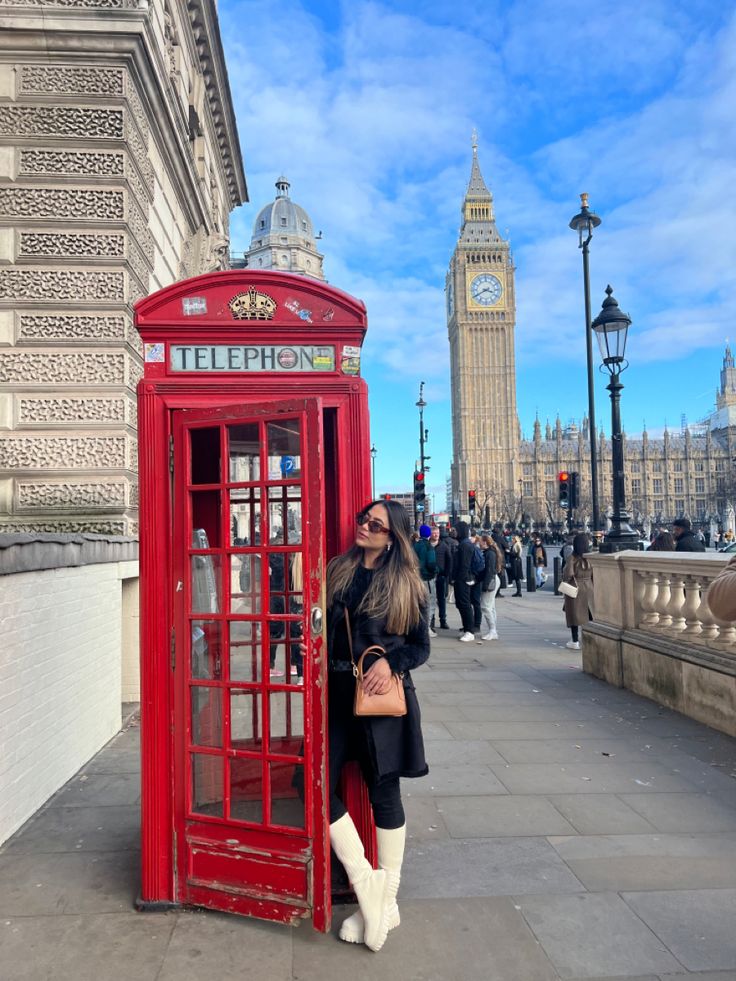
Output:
[134, 270, 376, 931]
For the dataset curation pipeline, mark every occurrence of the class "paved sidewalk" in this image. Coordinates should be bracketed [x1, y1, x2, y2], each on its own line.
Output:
[2, 589, 736, 980]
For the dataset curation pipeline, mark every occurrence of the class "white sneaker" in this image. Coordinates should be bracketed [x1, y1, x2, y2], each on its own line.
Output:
[459, 632, 475, 642]
[482, 631, 499, 640]
[566, 640, 581, 650]
[429, 628, 437, 638]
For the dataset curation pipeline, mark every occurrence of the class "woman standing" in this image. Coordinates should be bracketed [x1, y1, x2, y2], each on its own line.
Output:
[324, 499, 429, 951]
[509, 534, 524, 597]
[479, 534, 502, 639]
[561, 533, 594, 650]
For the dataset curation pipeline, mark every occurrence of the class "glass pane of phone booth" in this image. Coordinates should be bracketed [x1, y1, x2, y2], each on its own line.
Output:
[187, 417, 307, 833]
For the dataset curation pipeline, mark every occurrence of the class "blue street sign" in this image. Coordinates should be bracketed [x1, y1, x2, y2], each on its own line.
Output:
[280, 455, 295, 475]
[416, 504, 425, 512]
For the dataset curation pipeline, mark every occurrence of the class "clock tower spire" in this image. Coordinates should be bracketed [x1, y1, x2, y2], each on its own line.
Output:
[447, 138, 519, 519]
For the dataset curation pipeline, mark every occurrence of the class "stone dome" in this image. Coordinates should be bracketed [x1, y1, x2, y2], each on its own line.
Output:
[251, 176, 315, 243]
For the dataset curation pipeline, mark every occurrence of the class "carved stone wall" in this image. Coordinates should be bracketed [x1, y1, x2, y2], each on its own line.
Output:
[0, 0, 247, 535]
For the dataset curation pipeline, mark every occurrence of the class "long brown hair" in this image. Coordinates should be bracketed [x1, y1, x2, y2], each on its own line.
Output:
[327, 499, 426, 635]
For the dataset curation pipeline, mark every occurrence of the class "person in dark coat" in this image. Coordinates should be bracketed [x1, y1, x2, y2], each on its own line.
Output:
[451, 520, 476, 640]
[672, 517, 706, 552]
[322, 499, 429, 952]
[491, 524, 509, 596]
[430, 525, 453, 629]
[562, 533, 594, 650]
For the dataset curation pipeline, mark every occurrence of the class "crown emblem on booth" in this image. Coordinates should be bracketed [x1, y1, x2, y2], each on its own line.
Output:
[228, 287, 277, 320]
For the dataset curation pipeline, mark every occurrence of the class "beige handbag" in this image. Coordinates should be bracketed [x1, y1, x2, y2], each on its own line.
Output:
[344, 610, 407, 717]
[559, 580, 579, 599]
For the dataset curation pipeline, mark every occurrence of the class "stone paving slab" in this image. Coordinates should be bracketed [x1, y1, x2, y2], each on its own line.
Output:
[293, 898, 560, 981]
[401, 837, 584, 898]
[421, 737, 508, 766]
[622, 890, 736, 972]
[0, 849, 139, 916]
[2, 804, 140, 854]
[547, 795, 658, 835]
[436, 794, 577, 838]
[0, 912, 175, 981]
[563, 855, 736, 892]
[491, 738, 669, 765]
[516, 892, 683, 977]
[49, 771, 140, 808]
[489, 761, 701, 796]
[447, 720, 623, 740]
[407, 764, 509, 796]
[157, 910, 293, 981]
[618, 793, 736, 832]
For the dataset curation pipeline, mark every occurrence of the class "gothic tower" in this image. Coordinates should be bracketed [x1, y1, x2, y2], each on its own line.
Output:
[447, 138, 519, 515]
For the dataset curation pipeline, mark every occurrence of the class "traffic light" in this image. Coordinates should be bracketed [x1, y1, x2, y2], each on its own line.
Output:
[558, 471, 570, 509]
[468, 489, 477, 514]
[413, 470, 426, 512]
[570, 471, 580, 509]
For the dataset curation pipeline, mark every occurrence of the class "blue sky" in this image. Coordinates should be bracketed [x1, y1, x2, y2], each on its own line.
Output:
[218, 0, 736, 506]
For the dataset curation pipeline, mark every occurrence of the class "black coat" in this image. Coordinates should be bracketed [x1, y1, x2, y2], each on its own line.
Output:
[433, 538, 453, 578]
[327, 598, 430, 781]
[675, 531, 706, 553]
[452, 537, 475, 584]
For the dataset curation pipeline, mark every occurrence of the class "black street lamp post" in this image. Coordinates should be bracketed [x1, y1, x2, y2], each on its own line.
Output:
[416, 381, 428, 475]
[570, 193, 602, 536]
[593, 286, 642, 553]
[370, 443, 377, 499]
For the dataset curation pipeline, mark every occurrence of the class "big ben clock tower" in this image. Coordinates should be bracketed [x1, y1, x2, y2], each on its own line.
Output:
[447, 136, 519, 516]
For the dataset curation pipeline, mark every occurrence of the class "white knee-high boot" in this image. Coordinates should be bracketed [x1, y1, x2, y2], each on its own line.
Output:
[339, 824, 406, 945]
[330, 813, 388, 952]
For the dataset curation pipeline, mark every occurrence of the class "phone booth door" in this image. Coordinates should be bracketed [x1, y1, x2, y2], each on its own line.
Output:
[172, 397, 329, 928]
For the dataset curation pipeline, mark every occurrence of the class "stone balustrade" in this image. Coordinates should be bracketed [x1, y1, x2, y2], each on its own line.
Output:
[583, 550, 736, 736]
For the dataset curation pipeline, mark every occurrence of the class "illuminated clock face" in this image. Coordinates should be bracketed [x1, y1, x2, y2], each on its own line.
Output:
[447, 278, 454, 316]
[471, 273, 503, 306]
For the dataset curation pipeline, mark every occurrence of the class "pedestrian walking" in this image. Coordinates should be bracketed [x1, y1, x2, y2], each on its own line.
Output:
[479, 533, 502, 640]
[530, 534, 548, 588]
[561, 532, 594, 650]
[413, 523, 437, 636]
[322, 499, 429, 951]
[431, 525, 453, 630]
[451, 520, 476, 641]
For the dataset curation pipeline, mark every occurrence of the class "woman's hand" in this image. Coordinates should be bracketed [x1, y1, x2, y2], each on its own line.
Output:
[361, 656, 393, 696]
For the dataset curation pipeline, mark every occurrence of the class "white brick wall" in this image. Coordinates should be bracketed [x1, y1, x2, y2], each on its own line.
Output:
[0, 562, 135, 845]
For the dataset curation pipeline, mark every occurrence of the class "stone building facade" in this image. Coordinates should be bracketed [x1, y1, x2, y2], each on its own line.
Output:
[0, 0, 247, 534]
[448, 144, 736, 531]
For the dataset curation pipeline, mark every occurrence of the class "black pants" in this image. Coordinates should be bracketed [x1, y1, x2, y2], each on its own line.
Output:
[435, 574, 449, 625]
[454, 580, 475, 633]
[328, 672, 404, 829]
[470, 581, 482, 629]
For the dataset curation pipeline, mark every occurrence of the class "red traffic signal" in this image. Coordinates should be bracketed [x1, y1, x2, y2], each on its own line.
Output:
[415, 472, 424, 482]
[558, 471, 570, 508]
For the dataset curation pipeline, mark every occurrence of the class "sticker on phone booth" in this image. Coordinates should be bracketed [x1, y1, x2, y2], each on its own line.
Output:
[312, 346, 335, 370]
[144, 343, 165, 363]
[182, 296, 207, 316]
[341, 345, 361, 375]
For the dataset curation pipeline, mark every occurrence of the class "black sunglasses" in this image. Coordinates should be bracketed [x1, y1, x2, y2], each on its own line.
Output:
[356, 511, 390, 535]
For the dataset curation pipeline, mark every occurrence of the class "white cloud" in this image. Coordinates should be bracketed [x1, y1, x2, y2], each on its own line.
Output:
[219, 0, 736, 475]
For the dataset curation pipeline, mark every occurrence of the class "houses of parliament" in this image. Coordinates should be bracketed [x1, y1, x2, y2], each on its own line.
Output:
[447, 142, 736, 530]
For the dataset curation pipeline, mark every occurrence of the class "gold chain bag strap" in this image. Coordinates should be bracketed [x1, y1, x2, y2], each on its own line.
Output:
[344, 609, 407, 717]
